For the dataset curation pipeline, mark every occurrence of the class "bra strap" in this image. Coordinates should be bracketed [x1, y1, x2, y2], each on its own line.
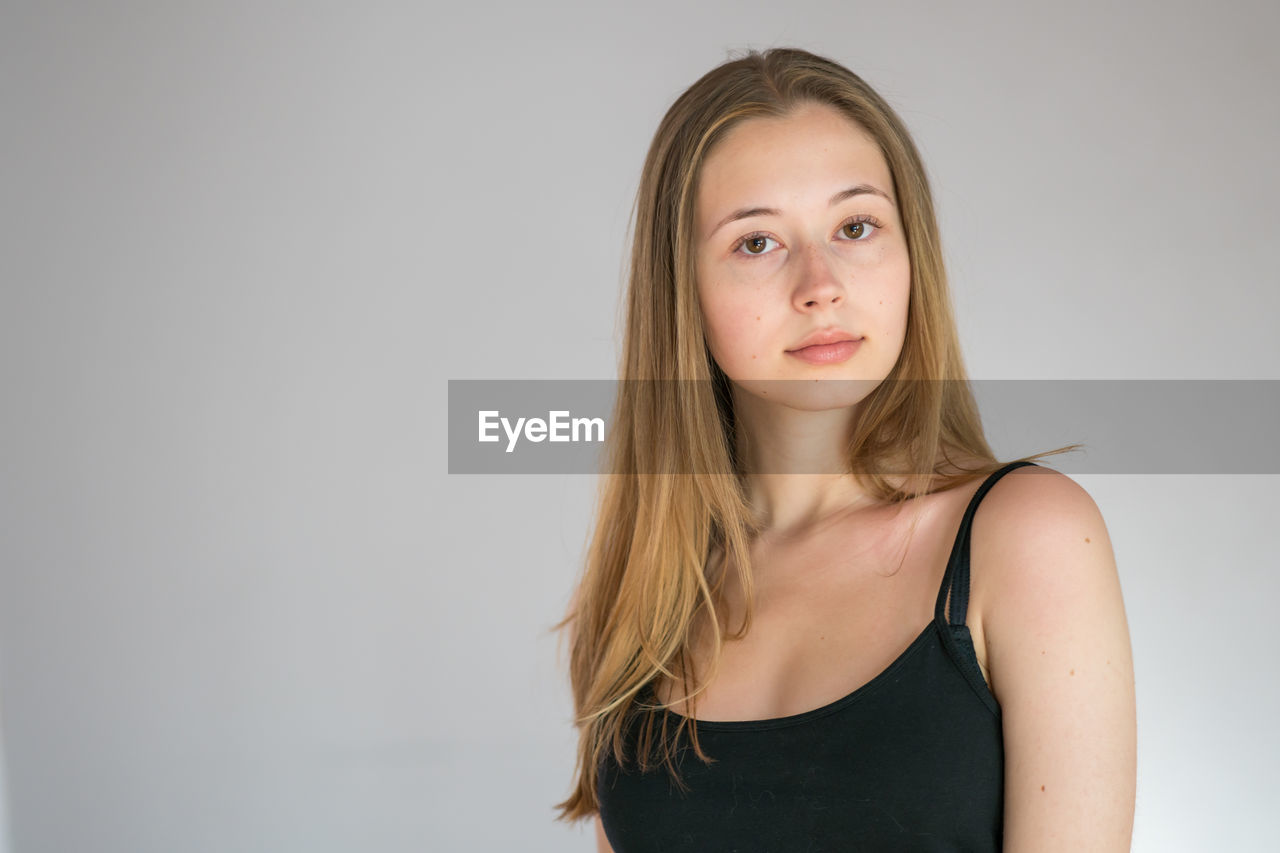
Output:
[934, 460, 1041, 628]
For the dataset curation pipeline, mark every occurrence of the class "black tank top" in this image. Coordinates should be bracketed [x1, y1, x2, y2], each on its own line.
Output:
[596, 461, 1038, 852]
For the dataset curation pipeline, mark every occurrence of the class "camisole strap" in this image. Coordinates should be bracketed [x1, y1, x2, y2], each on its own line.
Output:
[934, 460, 1041, 628]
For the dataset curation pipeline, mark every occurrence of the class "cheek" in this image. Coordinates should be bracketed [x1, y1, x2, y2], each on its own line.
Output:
[698, 282, 770, 367]
[874, 263, 912, 360]
[869, 256, 911, 328]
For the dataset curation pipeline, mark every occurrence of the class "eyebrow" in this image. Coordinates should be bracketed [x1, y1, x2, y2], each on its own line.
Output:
[708, 184, 896, 238]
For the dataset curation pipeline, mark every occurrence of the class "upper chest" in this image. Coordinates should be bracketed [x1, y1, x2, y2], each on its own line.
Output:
[654, 480, 995, 722]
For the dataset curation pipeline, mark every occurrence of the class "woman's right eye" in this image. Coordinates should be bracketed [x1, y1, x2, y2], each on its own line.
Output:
[734, 233, 779, 256]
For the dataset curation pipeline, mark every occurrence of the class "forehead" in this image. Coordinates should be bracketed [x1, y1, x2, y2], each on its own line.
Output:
[694, 103, 893, 236]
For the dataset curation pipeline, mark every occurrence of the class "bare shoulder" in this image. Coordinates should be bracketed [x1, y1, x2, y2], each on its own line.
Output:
[970, 464, 1120, 683]
[975, 464, 1107, 553]
[971, 465, 1137, 849]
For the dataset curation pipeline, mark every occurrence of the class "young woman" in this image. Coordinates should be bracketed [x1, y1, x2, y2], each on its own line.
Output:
[555, 48, 1136, 852]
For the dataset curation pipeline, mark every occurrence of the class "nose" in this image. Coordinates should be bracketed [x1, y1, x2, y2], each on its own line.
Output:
[791, 241, 846, 309]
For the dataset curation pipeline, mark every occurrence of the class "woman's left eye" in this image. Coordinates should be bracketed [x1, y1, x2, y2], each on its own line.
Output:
[837, 215, 883, 242]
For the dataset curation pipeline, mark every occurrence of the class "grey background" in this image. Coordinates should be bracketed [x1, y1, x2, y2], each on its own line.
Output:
[2, 1, 1277, 851]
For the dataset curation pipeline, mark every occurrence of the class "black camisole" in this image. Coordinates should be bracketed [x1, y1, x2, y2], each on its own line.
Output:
[596, 460, 1038, 852]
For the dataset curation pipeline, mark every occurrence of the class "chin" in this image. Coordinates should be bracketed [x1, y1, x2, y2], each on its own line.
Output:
[736, 376, 884, 412]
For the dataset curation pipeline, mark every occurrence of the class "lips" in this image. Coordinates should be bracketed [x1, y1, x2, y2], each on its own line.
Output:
[786, 328, 861, 352]
[787, 339, 861, 365]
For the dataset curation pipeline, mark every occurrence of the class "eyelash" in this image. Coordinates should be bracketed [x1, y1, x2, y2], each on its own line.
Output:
[731, 214, 885, 257]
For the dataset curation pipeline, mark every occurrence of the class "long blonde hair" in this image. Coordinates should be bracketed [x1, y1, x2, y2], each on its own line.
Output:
[553, 46, 1076, 822]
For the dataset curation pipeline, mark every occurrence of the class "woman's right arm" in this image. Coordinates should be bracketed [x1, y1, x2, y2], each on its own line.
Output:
[595, 815, 616, 852]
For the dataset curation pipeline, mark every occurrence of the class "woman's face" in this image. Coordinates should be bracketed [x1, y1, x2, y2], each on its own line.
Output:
[693, 102, 911, 411]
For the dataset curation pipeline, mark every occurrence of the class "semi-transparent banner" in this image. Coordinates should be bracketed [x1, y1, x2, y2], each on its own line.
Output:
[447, 380, 1280, 474]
